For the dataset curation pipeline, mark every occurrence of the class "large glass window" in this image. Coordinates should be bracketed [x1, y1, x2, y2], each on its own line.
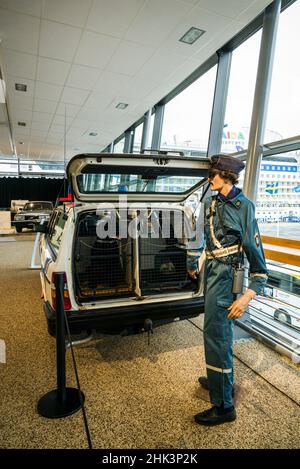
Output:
[113, 137, 125, 153]
[265, 0, 300, 142]
[254, 151, 300, 240]
[133, 122, 143, 153]
[160, 66, 217, 156]
[221, 30, 262, 153]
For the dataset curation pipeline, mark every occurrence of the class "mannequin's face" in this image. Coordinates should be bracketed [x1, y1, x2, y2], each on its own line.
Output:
[208, 169, 233, 195]
[208, 170, 226, 191]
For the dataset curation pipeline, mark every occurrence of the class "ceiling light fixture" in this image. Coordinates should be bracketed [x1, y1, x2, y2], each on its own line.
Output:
[116, 102, 128, 110]
[15, 83, 27, 92]
[179, 27, 205, 45]
[18, 121, 26, 126]
[18, 141, 24, 145]
[89, 132, 98, 136]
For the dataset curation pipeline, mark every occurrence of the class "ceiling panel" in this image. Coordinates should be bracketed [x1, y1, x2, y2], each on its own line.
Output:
[1, 50, 37, 80]
[33, 98, 58, 114]
[51, 113, 74, 127]
[0, 0, 43, 17]
[10, 108, 33, 122]
[49, 124, 65, 134]
[35, 81, 63, 101]
[56, 102, 81, 117]
[191, 19, 244, 60]
[124, 0, 193, 47]
[86, 0, 146, 38]
[66, 64, 102, 90]
[93, 71, 131, 95]
[60, 87, 90, 106]
[161, 5, 234, 58]
[32, 111, 54, 123]
[36, 57, 71, 85]
[46, 133, 63, 144]
[138, 49, 185, 78]
[83, 91, 114, 111]
[0, 7, 40, 54]
[42, 0, 93, 28]
[237, 0, 273, 22]
[8, 95, 34, 112]
[13, 125, 31, 136]
[31, 120, 51, 131]
[74, 31, 120, 69]
[107, 40, 155, 76]
[120, 73, 159, 99]
[197, 0, 259, 19]
[30, 130, 48, 140]
[39, 20, 82, 62]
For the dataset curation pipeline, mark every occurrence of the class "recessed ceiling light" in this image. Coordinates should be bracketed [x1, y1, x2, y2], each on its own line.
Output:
[18, 121, 26, 126]
[18, 141, 24, 145]
[179, 27, 205, 45]
[89, 132, 98, 136]
[116, 102, 128, 110]
[15, 83, 27, 92]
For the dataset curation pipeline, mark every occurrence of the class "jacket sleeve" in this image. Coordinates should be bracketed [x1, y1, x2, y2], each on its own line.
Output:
[186, 202, 206, 272]
[241, 201, 268, 295]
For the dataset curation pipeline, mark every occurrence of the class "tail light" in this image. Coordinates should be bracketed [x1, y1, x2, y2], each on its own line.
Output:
[51, 272, 72, 311]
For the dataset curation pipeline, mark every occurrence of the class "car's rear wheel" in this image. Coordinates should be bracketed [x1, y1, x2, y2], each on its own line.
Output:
[274, 308, 291, 325]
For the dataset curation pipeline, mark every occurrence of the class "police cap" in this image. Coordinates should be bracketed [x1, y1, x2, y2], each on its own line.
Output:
[210, 155, 245, 174]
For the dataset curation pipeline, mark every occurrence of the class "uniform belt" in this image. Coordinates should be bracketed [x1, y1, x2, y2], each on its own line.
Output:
[206, 244, 239, 259]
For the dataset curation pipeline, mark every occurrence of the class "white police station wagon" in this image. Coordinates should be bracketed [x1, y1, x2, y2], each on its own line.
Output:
[38, 153, 210, 336]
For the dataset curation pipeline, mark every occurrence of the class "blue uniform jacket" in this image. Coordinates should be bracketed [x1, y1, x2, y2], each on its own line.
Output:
[187, 188, 268, 295]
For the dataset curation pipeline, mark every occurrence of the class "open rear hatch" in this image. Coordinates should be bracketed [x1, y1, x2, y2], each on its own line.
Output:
[67, 152, 209, 203]
[67, 153, 210, 303]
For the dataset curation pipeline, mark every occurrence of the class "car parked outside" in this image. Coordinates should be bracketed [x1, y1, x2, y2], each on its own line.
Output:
[248, 262, 300, 359]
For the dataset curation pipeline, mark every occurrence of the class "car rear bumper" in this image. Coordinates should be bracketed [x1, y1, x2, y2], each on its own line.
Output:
[43, 296, 204, 335]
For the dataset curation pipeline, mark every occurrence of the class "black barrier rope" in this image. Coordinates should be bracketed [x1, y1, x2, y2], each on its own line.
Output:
[63, 309, 93, 449]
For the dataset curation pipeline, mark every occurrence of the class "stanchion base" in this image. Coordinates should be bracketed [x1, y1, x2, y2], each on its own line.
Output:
[37, 388, 84, 418]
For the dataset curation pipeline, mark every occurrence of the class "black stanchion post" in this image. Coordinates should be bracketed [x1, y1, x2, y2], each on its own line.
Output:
[37, 272, 84, 418]
[56, 273, 66, 404]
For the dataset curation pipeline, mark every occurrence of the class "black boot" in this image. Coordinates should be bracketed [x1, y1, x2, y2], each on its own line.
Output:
[198, 376, 209, 390]
[194, 406, 236, 426]
[198, 376, 235, 397]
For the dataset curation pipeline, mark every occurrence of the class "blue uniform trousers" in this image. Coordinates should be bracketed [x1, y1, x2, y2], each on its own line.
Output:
[203, 258, 235, 408]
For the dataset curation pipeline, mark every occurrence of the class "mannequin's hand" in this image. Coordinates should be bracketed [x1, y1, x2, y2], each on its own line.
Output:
[188, 269, 198, 280]
[227, 289, 256, 319]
